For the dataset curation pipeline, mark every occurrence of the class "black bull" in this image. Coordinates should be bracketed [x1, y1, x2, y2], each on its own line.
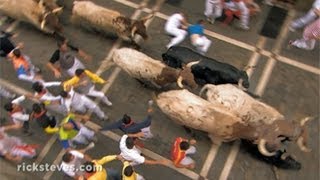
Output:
[162, 46, 250, 88]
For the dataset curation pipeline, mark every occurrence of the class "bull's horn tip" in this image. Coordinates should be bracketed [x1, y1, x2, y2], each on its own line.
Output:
[258, 139, 277, 157]
[300, 116, 313, 126]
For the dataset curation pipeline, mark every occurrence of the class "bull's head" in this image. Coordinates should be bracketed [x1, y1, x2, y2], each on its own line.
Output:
[177, 61, 199, 89]
[39, 7, 63, 33]
[131, 14, 154, 40]
[257, 117, 313, 157]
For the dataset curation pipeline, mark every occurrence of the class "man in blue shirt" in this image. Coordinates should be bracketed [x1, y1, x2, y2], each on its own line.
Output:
[188, 20, 212, 55]
[100, 100, 154, 140]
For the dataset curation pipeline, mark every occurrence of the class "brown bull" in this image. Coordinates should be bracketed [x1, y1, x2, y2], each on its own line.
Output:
[0, 0, 63, 33]
[71, 1, 152, 45]
[199, 84, 312, 156]
[112, 48, 197, 89]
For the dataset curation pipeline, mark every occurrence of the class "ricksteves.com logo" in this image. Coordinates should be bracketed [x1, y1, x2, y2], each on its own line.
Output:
[17, 162, 103, 172]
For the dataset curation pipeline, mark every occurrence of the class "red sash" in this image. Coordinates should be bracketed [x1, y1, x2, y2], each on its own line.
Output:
[171, 137, 187, 166]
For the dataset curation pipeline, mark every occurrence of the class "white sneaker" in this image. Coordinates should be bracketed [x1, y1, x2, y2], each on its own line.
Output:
[105, 101, 112, 106]
[288, 26, 296, 32]
[238, 24, 250, 30]
[87, 142, 95, 149]
[206, 17, 215, 24]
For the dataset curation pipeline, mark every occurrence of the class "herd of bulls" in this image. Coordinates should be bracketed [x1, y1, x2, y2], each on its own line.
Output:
[0, 0, 313, 171]
[113, 47, 312, 170]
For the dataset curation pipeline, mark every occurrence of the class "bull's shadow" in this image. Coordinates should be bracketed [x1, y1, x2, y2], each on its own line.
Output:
[240, 139, 301, 170]
[135, 78, 186, 93]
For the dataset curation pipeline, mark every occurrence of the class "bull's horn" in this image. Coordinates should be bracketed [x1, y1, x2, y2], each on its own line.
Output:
[199, 84, 211, 98]
[297, 136, 312, 152]
[131, 26, 137, 38]
[52, 7, 63, 14]
[177, 76, 184, 88]
[38, 0, 44, 6]
[238, 78, 244, 89]
[40, 19, 46, 30]
[141, 14, 154, 22]
[258, 139, 277, 156]
[186, 61, 200, 68]
[300, 116, 313, 126]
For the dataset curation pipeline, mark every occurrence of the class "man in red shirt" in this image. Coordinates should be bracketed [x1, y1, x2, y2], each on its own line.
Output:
[171, 137, 197, 169]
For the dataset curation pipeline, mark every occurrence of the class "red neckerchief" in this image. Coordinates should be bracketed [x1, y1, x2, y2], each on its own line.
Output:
[38, 89, 47, 96]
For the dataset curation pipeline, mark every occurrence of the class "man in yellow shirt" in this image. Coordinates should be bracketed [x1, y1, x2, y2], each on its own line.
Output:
[122, 161, 145, 180]
[63, 69, 112, 106]
[80, 155, 122, 180]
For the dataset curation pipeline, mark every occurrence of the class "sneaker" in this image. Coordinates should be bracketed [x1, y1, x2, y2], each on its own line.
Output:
[238, 24, 250, 30]
[91, 135, 98, 143]
[206, 17, 215, 24]
[263, 0, 274, 5]
[101, 116, 109, 121]
[288, 26, 296, 32]
[86, 142, 95, 150]
[148, 100, 153, 107]
[105, 101, 112, 106]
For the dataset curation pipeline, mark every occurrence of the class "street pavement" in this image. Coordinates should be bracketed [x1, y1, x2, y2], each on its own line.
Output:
[0, 0, 319, 180]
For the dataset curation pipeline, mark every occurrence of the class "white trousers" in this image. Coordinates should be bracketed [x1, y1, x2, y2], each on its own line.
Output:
[204, 0, 223, 19]
[225, 1, 249, 27]
[71, 125, 95, 145]
[72, 95, 106, 119]
[140, 126, 153, 140]
[0, 86, 15, 99]
[291, 9, 318, 30]
[65, 57, 85, 77]
[191, 36, 212, 54]
[86, 86, 112, 105]
[180, 146, 196, 166]
[165, 27, 187, 48]
[291, 38, 316, 50]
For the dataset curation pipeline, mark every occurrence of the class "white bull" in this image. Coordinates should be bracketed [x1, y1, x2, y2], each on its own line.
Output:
[112, 48, 197, 89]
[72, 1, 153, 44]
[0, 0, 63, 33]
[156, 87, 312, 156]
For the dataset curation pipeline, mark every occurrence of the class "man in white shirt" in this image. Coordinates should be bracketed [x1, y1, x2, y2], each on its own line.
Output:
[119, 133, 168, 166]
[2, 95, 31, 135]
[290, 0, 320, 31]
[60, 89, 108, 121]
[61, 146, 93, 179]
[30, 81, 67, 115]
[165, 12, 188, 49]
